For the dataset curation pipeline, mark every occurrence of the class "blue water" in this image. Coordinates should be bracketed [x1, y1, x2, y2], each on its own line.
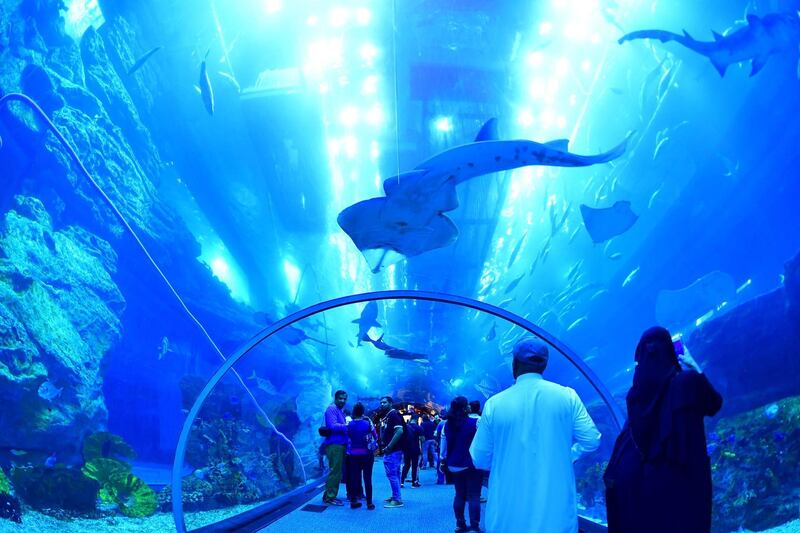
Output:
[1, 0, 799, 531]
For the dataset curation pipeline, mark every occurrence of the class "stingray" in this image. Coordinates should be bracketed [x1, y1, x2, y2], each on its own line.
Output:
[656, 271, 736, 328]
[579, 201, 639, 243]
[338, 118, 631, 272]
[353, 301, 382, 345]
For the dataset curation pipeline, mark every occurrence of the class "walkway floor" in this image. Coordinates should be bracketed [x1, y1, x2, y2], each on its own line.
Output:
[262, 459, 483, 533]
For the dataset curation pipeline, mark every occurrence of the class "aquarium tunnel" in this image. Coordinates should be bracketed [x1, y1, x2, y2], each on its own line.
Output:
[1, 0, 799, 532]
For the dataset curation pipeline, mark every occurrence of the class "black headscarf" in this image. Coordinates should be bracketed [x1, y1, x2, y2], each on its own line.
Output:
[626, 326, 681, 460]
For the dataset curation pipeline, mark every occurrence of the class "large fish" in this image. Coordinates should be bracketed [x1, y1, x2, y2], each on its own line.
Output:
[127, 46, 162, 75]
[199, 50, 215, 115]
[619, 12, 800, 77]
[338, 118, 631, 272]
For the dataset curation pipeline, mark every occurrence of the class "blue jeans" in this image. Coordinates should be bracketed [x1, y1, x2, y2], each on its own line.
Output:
[383, 451, 403, 500]
[420, 439, 436, 467]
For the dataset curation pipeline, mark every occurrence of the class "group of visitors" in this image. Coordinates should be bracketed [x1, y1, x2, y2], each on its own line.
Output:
[320, 326, 722, 533]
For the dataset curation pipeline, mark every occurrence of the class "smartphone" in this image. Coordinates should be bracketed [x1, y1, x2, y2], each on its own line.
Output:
[672, 337, 685, 356]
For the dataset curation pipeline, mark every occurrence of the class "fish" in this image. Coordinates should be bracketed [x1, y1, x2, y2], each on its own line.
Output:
[157, 336, 170, 360]
[248, 371, 278, 395]
[622, 266, 641, 287]
[353, 301, 382, 345]
[507, 231, 527, 269]
[362, 333, 429, 362]
[44, 452, 57, 469]
[619, 12, 800, 77]
[590, 289, 610, 301]
[496, 298, 514, 309]
[199, 50, 215, 115]
[338, 118, 631, 272]
[38, 380, 62, 402]
[127, 46, 162, 75]
[652, 136, 670, 160]
[566, 316, 588, 332]
[647, 187, 662, 209]
[485, 323, 497, 341]
[764, 403, 779, 419]
[580, 201, 638, 243]
[504, 273, 526, 295]
[607, 252, 623, 260]
[217, 70, 241, 93]
[566, 260, 584, 282]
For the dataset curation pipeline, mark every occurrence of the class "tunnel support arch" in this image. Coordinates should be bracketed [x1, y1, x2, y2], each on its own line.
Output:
[173, 290, 625, 532]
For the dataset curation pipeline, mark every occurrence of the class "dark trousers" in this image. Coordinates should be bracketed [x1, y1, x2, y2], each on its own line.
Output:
[346, 453, 374, 505]
[402, 451, 420, 483]
[452, 467, 482, 528]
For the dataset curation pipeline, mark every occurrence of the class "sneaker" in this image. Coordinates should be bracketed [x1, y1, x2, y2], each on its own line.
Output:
[412, 481, 421, 488]
[384, 497, 394, 503]
[350, 501, 362, 509]
[384, 499, 404, 508]
[323, 497, 344, 506]
[469, 526, 484, 532]
[400, 482, 405, 488]
[455, 525, 469, 533]
[367, 503, 376, 510]
[479, 497, 487, 503]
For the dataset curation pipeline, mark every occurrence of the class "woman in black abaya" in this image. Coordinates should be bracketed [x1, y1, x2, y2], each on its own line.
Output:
[604, 326, 723, 533]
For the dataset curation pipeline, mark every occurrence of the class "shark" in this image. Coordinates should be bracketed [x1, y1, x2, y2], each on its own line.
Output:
[338, 118, 630, 272]
[198, 50, 215, 115]
[619, 12, 800, 77]
[353, 301, 381, 346]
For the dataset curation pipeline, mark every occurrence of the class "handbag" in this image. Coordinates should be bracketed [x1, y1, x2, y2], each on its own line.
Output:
[366, 421, 379, 452]
[318, 426, 332, 437]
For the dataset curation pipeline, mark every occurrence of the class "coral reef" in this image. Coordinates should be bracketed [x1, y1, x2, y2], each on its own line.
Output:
[0, 492, 22, 524]
[710, 395, 800, 532]
[156, 475, 214, 512]
[10, 465, 99, 515]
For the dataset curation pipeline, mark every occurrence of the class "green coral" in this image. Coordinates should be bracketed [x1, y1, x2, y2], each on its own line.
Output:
[107, 472, 156, 518]
[0, 468, 9, 495]
[81, 458, 155, 517]
[81, 457, 131, 485]
[82, 431, 136, 462]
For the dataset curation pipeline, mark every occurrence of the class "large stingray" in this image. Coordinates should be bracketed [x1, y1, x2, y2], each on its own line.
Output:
[656, 271, 736, 328]
[580, 201, 639, 243]
[338, 118, 630, 272]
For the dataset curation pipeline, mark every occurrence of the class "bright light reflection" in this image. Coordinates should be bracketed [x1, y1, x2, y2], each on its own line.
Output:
[539, 21, 553, 35]
[518, 110, 534, 127]
[340, 106, 359, 127]
[355, 7, 372, 25]
[434, 116, 453, 132]
[361, 74, 379, 95]
[283, 259, 301, 299]
[264, 0, 282, 14]
[360, 43, 379, 64]
[330, 7, 349, 27]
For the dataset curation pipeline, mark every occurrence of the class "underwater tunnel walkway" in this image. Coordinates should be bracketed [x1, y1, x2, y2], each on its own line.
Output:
[175, 290, 622, 532]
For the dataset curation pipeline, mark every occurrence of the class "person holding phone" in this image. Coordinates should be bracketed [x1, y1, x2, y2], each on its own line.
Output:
[604, 326, 723, 533]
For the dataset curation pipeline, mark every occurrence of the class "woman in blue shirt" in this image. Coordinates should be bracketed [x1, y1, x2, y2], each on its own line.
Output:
[346, 402, 377, 510]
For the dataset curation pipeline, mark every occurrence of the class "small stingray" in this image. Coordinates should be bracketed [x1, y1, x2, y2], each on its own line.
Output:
[580, 201, 639, 243]
[278, 326, 334, 347]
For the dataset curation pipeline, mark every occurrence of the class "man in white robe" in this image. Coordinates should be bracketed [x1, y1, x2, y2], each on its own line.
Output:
[469, 337, 601, 533]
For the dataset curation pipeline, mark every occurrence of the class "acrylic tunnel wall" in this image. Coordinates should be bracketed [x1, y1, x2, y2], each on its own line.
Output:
[172, 291, 625, 531]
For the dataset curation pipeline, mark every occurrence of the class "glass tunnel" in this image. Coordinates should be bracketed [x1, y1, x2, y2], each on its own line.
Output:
[0, 0, 799, 532]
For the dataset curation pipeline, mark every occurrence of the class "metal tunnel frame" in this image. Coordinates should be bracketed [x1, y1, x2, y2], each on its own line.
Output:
[172, 290, 626, 532]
